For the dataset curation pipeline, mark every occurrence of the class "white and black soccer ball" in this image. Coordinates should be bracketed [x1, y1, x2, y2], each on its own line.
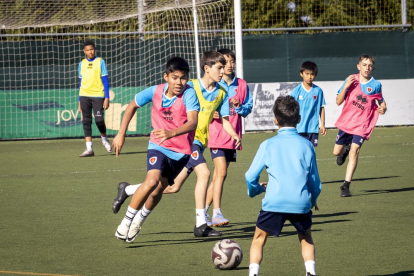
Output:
[211, 239, 243, 270]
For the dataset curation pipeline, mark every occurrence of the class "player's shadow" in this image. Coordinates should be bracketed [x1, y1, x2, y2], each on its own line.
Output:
[367, 270, 414, 276]
[354, 186, 414, 197]
[323, 175, 400, 184]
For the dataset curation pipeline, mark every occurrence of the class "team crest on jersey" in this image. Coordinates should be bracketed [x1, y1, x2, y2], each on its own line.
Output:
[149, 156, 157, 165]
[367, 87, 373, 93]
[191, 151, 199, 160]
[212, 148, 218, 154]
[313, 95, 317, 101]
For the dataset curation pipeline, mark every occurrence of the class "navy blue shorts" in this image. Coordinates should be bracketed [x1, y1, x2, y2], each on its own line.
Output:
[256, 210, 312, 237]
[185, 144, 206, 173]
[335, 129, 365, 146]
[210, 148, 237, 162]
[147, 150, 190, 185]
[299, 133, 319, 147]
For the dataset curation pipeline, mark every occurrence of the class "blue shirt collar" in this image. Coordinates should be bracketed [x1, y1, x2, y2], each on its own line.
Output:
[278, 127, 298, 134]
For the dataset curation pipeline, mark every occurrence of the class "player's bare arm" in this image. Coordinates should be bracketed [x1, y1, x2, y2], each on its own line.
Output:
[319, 106, 326, 136]
[259, 182, 267, 191]
[78, 101, 81, 112]
[213, 111, 220, 119]
[153, 110, 198, 145]
[378, 100, 387, 115]
[112, 99, 139, 156]
[336, 75, 355, 105]
[221, 116, 241, 149]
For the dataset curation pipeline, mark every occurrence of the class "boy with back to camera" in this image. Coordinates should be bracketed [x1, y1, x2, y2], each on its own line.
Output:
[78, 40, 112, 157]
[290, 61, 326, 147]
[205, 48, 253, 227]
[333, 55, 387, 197]
[113, 51, 241, 241]
[245, 95, 321, 276]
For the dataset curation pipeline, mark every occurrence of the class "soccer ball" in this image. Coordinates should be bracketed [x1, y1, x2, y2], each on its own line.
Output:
[211, 239, 243, 270]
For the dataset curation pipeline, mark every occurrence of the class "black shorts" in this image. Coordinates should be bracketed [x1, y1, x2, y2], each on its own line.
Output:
[335, 129, 365, 146]
[210, 148, 237, 162]
[299, 133, 319, 147]
[147, 150, 190, 185]
[185, 144, 207, 172]
[256, 210, 312, 237]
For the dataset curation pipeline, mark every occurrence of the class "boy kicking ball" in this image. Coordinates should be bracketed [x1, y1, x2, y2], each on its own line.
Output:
[246, 95, 321, 276]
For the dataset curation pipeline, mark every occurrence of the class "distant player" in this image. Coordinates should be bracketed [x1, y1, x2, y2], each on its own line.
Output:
[290, 61, 326, 147]
[334, 55, 387, 197]
[205, 48, 253, 227]
[246, 95, 321, 276]
[113, 57, 199, 242]
[78, 40, 112, 157]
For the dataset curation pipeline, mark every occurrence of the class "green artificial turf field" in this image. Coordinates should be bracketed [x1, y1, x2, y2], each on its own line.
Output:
[1, 127, 413, 276]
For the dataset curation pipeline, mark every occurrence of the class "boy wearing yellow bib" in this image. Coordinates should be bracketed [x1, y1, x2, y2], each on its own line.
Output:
[112, 51, 241, 238]
[78, 40, 112, 157]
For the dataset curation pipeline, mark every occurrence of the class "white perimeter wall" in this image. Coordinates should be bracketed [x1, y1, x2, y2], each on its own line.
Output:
[244, 79, 414, 131]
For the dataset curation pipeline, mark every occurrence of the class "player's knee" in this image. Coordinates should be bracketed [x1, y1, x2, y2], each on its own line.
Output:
[82, 117, 92, 126]
[217, 168, 227, 178]
[142, 178, 159, 190]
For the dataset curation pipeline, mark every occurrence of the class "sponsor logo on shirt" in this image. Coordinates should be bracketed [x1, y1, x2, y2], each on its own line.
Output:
[352, 94, 367, 110]
[87, 63, 93, 69]
[299, 95, 304, 100]
[149, 156, 157, 165]
[162, 109, 173, 121]
[191, 151, 199, 160]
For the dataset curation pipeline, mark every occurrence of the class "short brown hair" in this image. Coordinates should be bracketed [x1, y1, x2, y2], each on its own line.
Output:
[272, 95, 300, 127]
[359, 55, 375, 64]
[200, 50, 226, 72]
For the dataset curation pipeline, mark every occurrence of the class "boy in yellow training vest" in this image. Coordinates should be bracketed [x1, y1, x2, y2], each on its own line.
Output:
[78, 40, 112, 157]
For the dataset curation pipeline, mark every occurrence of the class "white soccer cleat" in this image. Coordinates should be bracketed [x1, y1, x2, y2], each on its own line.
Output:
[126, 216, 143, 243]
[115, 221, 130, 241]
[79, 148, 94, 157]
[102, 140, 112, 153]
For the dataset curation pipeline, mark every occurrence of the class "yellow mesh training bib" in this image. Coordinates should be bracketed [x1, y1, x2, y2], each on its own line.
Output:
[192, 79, 225, 148]
[79, 57, 104, 97]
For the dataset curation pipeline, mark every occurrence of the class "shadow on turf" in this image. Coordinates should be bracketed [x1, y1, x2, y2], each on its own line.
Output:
[367, 270, 414, 276]
[355, 186, 414, 196]
[323, 176, 400, 184]
[125, 212, 355, 249]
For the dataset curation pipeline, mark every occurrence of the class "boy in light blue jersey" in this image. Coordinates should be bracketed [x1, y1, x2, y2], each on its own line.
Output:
[246, 95, 321, 276]
[78, 40, 112, 157]
[290, 61, 326, 147]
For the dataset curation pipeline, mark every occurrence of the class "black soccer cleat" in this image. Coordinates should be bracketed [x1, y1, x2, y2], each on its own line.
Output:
[336, 144, 351, 166]
[194, 223, 222, 237]
[112, 182, 130, 214]
[340, 185, 351, 197]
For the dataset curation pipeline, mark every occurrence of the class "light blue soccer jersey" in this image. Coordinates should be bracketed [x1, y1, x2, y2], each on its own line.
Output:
[188, 79, 230, 149]
[219, 75, 253, 117]
[337, 76, 384, 101]
[290, 83, 326, 134]
[134, 84, 200, 160]
[245, 128, 321, 214]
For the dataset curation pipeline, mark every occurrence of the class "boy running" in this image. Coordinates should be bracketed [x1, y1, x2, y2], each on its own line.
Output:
[113, 57, 199, 242]
[290, 61, 326, 147]
[205, 48, 253, 227]
[78, 40, 112, 157]
[113, 51, 241, 241]
[334, 55, 387, 197]
[246, 95, 321, 276]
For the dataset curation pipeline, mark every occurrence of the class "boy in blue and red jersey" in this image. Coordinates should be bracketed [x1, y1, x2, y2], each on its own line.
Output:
[112, 57, 200, 243]
[333, 55, 387, 197]
[246, 95, 321, 276]
[290, 61, 326, 147]
[205, 48, 253, 227]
